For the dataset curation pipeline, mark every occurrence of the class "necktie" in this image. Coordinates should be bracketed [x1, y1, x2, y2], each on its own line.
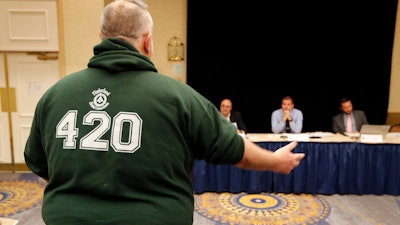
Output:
[285, 120, 291, 133]
[346, 114, 352, 132]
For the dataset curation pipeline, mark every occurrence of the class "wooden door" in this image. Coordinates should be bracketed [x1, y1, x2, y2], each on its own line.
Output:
[0, 0, 59, 170]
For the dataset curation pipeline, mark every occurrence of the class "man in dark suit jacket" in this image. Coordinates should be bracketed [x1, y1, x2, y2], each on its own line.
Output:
[220, 98, 248, 133]
[332, 97, 368, 133]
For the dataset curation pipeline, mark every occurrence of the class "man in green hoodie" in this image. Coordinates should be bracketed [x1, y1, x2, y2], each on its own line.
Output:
[24, 0, 305, 224]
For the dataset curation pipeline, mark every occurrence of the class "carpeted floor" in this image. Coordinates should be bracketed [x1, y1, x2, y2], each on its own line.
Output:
[193, 192, 400, 225]
[1, 172, 400, 225]
[0, 172, 45, 217]
[0, 172, 46, 225]
[194, 192, 330, 224]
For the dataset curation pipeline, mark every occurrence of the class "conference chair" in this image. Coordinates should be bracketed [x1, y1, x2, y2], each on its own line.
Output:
[389, 123, 400, 132]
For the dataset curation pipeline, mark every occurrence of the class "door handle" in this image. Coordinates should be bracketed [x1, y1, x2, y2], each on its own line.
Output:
[27, 52, 58, 60]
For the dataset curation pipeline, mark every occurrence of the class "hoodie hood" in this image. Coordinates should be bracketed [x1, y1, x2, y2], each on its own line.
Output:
[88, 38, 157, 73]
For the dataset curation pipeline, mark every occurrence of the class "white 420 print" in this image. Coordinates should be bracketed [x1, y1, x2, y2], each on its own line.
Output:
[56, 110, 142, 153]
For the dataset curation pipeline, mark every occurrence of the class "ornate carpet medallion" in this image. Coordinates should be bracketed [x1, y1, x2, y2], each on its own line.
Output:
[195, 192, 330, 225]
[0, 173, 45, 217]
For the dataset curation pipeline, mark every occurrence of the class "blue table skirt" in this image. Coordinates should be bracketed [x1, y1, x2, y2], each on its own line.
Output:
[193, 142, 400, 195]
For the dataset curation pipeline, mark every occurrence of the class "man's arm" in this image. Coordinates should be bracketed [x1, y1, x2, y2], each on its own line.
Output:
[360, 110, 368, 124]
[235, 138, 305, 174]
[271, 110, 285, 133]
[332, 116, 340, 133]
[290, 110, 303, 133]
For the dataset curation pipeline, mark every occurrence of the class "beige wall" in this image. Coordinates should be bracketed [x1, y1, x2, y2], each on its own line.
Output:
[60, 0, 103, 76]
[388, 1, 400, 113]
[147, 0, 187, 82]
[60, 0, 187, 82]
[60, 0, 399, 114]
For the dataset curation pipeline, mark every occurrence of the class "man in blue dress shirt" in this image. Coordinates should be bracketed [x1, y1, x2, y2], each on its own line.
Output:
[271, 96, 303, 133]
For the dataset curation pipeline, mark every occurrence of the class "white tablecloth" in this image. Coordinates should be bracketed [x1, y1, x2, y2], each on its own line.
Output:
[245, 132, 400, 144]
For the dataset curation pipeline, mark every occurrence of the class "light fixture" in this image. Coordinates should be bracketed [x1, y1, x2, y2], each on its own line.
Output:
[168, 36, 184, 61]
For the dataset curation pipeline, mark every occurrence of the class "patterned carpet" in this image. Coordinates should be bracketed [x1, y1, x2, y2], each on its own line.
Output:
[1, 173, 331, 225]
[195, 192, 330, 225]
[1, 172, 400, 225]
[0, 173, 46, 217]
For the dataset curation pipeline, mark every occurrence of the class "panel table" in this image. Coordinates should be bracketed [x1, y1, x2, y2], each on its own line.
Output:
[193, 133, 400, 195]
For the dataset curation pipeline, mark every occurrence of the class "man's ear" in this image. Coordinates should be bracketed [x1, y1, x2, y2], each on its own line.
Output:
[143, 32, 153, 57]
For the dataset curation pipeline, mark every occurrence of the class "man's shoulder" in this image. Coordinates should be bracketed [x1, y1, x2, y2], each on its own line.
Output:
[272, 108, 282, 113]
[232, 110, 242, 116]
[353, 110, 366, 116]
[293, 108, 302, 113]
[332, 113, 342, 119]
[271, 109, 280, 117]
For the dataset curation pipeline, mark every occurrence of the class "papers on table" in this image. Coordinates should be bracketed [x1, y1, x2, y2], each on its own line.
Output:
[286, 133, 310, 141]
[387, 132, 400, 137]
[308, 132, 335, 138]
[344, 132, 360, 139]
[246, 132, 337, 142]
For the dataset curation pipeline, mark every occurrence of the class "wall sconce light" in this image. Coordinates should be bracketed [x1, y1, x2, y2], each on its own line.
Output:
[168, 36, 184, 61]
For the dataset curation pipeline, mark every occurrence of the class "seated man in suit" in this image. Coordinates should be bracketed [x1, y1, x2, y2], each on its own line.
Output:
[332, 97, 368, 133]
[219, 98, 248, 134]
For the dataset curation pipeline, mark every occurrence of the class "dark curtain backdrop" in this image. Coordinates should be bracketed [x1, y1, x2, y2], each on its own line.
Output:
[187, 1, 398, 133]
